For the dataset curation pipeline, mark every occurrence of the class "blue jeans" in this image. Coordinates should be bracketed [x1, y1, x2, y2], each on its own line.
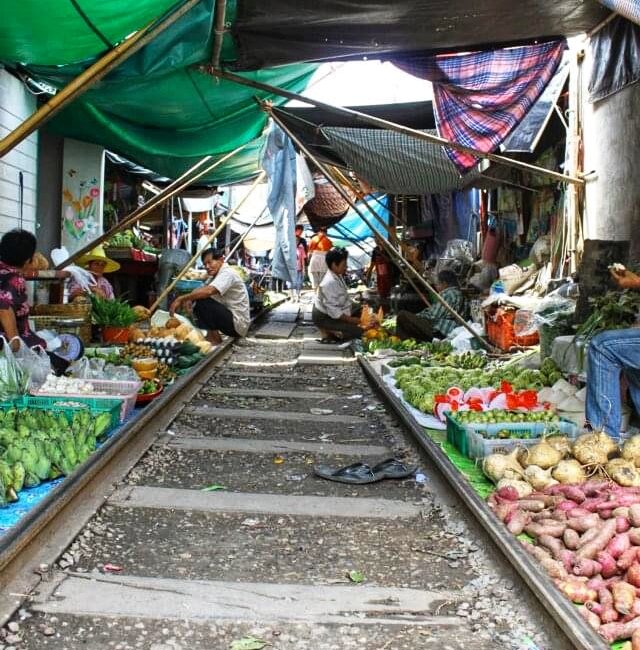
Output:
[586, 328, 640, 435]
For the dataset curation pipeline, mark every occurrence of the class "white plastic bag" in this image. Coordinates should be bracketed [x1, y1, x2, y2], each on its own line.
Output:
[0, 337, 31, 398]
[13, 340, 50, 390]
[51, 246, 96, 292]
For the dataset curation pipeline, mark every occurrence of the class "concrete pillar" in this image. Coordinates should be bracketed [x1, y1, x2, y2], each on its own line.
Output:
[582, 45, 640, 262]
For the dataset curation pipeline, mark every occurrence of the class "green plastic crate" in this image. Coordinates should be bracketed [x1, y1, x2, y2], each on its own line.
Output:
[445, 412, 578, 459]
[14, 395, 122, 434]
[445, 412, 470, 456]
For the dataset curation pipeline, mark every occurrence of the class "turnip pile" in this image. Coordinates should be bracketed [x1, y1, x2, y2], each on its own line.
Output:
[489, 480, 640, 644]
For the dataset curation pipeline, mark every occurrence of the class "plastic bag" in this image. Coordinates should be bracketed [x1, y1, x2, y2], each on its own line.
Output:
[514, 310, 538, 338]
[450, 322, 485, 351]
[533, 288, 576, 326]
[66, 264, 96, 292]
[0, 337, 30, 399]
[104, 364, 138, 382]
[13, 342, 51, 389]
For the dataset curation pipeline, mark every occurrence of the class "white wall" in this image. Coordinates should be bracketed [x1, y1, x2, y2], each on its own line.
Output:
[582, 47, 640, 261]
[0, 69, 37, 234]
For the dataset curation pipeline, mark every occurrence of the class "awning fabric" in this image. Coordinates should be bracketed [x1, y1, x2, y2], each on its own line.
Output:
[392, 40, 566, 171]
[323, 127, 471, 195]
[328, 195, 390, 245]
[0, 1, 316, 184]
[597, 0, 640, 26]
[589, 15, 640, 102]
[231, 0, 606, 70]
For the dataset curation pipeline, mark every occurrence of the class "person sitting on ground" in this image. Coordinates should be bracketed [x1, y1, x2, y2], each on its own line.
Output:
[396, 270, 469, 342]
[312, 247, 375, 343]
[585, 265, 640, 437]
[68, 245, 119, 301]
[169, 248, 250, 345]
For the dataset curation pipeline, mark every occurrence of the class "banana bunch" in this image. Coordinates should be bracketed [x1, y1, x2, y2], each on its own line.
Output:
[432, 351, 487, 370]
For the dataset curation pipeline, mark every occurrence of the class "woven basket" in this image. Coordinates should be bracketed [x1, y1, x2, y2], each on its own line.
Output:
[303, 177, 355, 229]
[31, 303, 92, 345]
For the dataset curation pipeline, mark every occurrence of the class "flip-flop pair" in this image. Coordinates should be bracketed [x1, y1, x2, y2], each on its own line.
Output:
[314, 458, 417, 484]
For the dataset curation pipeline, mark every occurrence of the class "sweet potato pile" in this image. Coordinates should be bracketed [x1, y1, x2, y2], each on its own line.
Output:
[489, 481, 640, 645]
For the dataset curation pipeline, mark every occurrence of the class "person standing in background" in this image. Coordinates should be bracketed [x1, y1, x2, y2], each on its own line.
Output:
[291, 231, 307, 302]
[308, 227, 333, 289]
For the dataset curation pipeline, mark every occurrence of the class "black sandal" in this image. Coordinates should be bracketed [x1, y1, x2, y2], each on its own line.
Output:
[314, 462, 381, 484]
[371, 458, 418, 480]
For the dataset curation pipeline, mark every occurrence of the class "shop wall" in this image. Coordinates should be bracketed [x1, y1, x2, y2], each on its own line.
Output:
[0, 69, 38, 235]
[582, 51, 640, 262]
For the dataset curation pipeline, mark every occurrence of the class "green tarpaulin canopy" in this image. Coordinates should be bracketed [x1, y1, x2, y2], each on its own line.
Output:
[0, 0, 316, 184]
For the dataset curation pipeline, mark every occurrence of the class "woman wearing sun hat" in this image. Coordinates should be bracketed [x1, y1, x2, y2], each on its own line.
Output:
[68, 245, 120, 301]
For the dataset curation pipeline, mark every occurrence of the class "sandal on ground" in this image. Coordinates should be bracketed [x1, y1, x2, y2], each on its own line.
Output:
[317, 337, 336, 344]
[314, 462, 381, 484]
[371, 458, 418, 480]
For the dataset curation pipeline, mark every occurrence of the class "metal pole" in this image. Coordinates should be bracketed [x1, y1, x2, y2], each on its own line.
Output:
[149, 171, 266, 314]
[57, 144, 246, 269]
[205, 67, 585, 187]
[268, 108, 490, 349]
[0, 0, 202, 158]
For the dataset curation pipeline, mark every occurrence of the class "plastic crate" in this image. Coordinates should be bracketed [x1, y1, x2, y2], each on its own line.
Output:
[484, 306, 539, 351]
[446, 412, 578, 459]
[17, 395, 122, 433]
[31, 379, 141, 422]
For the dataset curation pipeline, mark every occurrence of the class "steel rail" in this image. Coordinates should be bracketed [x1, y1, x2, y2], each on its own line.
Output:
[359, 355, 609, 650]
[0, 337, 236, 625]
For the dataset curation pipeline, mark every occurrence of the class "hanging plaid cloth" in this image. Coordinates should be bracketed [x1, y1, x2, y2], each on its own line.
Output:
[598, 0, 640, 26]
[393, 40, 565, 172]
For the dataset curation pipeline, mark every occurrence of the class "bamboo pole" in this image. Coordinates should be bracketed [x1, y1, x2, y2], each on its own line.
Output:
[56, 144, 247, 269]
[267, 107, 490, 349]
[0, 0, 202, 158]
[205, 67, 585, 187]
[149, 171, 266, 314]
[210, 0, 228, 69]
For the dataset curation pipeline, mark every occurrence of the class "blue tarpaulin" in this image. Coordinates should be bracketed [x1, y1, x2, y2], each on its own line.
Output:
[328, 195, 390, 246]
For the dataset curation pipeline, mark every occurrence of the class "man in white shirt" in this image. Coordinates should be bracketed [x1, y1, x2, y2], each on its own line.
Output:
[169, 248, 250, 345]
[312, 247, 369, 342]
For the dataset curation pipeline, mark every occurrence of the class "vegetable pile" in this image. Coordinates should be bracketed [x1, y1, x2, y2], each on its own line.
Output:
[395, 364, 557, 415]
[577, 290, 640, 340]
[90, 295, 138, 327]
[0, 407, 112, 505]
[489, 480, 640, 644]
[434, 382, 547, 422]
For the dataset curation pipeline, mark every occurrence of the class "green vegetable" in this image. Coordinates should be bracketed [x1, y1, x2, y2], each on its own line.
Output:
[90, 294, 137, 327]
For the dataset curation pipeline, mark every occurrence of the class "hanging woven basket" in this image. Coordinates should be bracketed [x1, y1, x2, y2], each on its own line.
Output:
[303, 177, 355, 230]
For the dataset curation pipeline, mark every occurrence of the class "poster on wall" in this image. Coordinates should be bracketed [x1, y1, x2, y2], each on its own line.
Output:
[60, 139, 105, 255]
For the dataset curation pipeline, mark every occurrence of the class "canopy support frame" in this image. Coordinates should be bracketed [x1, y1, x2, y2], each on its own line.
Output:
[265, 104, 490, 350]
[205, 66, 585, 187]
[57, 144, 247, 269]
[149, 171, 266, 314]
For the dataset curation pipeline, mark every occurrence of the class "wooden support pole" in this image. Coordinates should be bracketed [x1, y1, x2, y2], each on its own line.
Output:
[149, 171, 266, 314]
[205, 67, 585, 187]
[56, 144, 247, 270]
[0, 0, 202, 158]
[267, 106, 490, 349]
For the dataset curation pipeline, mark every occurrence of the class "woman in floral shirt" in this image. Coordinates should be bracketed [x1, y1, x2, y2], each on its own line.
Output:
[0, 229, 46, 350]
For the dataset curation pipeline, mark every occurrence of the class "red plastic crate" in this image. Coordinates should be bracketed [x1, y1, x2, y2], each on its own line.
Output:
[484, 306, 539, 351]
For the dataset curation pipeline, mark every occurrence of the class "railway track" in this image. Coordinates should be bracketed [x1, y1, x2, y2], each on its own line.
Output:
[0, 305, 600, 649]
